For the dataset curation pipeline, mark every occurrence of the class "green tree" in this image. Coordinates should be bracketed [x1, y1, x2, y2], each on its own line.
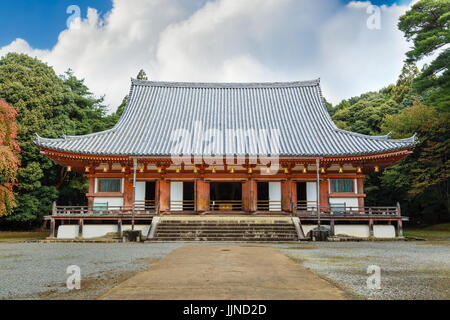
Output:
[398, 0, 450, 111]
[0, 53, 115, 228]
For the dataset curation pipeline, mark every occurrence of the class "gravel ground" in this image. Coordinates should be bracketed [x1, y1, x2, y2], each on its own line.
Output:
[0, 241, 449, 300]
[0, 242, 182, 299]
[274, 241, 450, 300]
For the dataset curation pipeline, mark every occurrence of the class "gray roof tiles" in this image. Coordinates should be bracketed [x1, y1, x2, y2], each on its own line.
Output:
[35, 79, 416, 157]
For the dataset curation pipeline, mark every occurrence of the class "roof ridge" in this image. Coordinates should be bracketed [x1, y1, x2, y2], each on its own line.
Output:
[130, 78, 321, 88]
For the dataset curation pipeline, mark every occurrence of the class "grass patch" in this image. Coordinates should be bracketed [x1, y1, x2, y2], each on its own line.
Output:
[404, 223, 450, 241]
[0, 231, 48, 243]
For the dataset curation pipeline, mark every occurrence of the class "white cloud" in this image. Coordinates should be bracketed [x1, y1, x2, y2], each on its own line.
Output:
[0, 0, 414, 111]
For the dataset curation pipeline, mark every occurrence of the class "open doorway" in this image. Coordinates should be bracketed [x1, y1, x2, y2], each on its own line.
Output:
[257, 181, 281, 211]
[170, 181, 195, 211]
[210, 182, 242, 211]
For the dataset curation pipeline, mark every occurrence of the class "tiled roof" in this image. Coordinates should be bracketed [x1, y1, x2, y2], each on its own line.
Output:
[35, 79, 416, 157]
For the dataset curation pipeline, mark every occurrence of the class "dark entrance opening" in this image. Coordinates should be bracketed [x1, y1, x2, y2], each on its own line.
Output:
[257, 182, 269, 210]
[296, 182, 307, 210]
[210, 182, 242, 211]
[183, 182, 195, 211]
[145, 181, 156, 207]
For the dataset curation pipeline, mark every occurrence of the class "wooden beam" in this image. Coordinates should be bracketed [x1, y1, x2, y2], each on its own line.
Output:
[78, 219, 84, 237]
[397, 220, 403, 237]
[159, 179, 170, 212]
[368, 219, 374, 237]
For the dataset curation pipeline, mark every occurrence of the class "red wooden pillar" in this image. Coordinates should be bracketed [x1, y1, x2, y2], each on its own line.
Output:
[196, 180, 210, 212]
[242, 180, 256, 212]
[319, 178, 329, 208]
[357, 178, 365, 207]
[87, 176, 95, 207]
[291, 181, 297, 212]
[281, 180, 292, 212]
[159, 179, 170, 212]
[123, 176, 134, 207]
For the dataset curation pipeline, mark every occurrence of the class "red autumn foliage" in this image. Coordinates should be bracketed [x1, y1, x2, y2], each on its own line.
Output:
[0, 99, 20, 215]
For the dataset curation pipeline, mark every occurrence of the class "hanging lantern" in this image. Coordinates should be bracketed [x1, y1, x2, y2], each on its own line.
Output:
[175, 167, 180, 173]
[374, 166, 379, 172]
[193, 167, 198, 173]
[212, 167, 216, 173]
[230, 167, 235, 173]
[85, 166, 89, 173]
[356, 166, 362, 173]
[139, 167, 144, 173]
[338, 166, 343, 173]
[157, 167, 162, 173]
[103, 165, 108, 172]
[248, 167, 253, 174]
[67, 166, 72, 172]
[284, 168, 289, 174]
[121, 167, 126, 173]
[302, 167, 307, 173]
[266, 167, 271, 173]
[320, 167, 325, 174]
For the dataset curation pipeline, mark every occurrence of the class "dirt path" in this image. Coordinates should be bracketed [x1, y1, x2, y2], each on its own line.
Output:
[100, 245, 351, 300]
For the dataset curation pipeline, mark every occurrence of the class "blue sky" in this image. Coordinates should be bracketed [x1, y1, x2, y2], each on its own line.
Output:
[0, 0, 414, 110]
[1, 0, 411, 49]
[0, 0, 112, 48]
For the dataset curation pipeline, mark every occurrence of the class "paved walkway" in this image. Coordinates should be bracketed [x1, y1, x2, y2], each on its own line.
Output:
[100, 245, 351, 300]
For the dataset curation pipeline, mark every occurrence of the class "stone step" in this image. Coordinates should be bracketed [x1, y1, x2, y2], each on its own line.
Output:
[156, 226, 296, 230]
[148, 237, 298, 242]
[154, 229, 297, 235]
[155, 231, 296, 236]
[159, 221, 293, 228]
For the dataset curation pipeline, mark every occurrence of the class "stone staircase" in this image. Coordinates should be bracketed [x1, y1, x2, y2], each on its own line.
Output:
[148, 217, 300, 242]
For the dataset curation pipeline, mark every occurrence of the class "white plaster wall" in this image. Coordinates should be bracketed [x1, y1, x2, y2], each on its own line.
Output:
[57, 224, 151, 239]
[301, 224, 396, 238]
[135, 181, 146, 208]
[269, 181, 281, 211]
[306, 182, 317, 210]
[93, 197, 123, 207]
[373, 225, 396, 238]
[329, 197, 359, 210]
[170, 182, 183, 211]
[57, 225, 79, 239]
[335, 225, 370, 237]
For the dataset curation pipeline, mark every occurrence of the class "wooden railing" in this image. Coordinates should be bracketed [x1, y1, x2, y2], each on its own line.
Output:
[296, 200, 318, 211]
[170, 200, 195, 211]
[257, 200, 282, 211]
[210, 200, 243, 211]
[53, 205, 156, 216]
[295, 206, 400, 216]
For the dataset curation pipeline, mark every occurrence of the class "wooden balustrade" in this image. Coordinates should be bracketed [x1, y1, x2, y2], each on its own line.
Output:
[169, 200, 195, 211]
[257, 200, 282, 211]
[210, 200, 243, 211]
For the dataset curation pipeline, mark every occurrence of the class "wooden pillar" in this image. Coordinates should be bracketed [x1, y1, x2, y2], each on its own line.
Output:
[281, 180, 292, 212]
[78, 219, 84, 238]
[357, 178, 365, 208]
[87, 176, 95, 207]
[330, 219, 335, 236]
[123, 176, 134, 207]
[242, 180, 256, 212]
[117, 218, 122, 238]
[368, 219, 374, 237]
[319, 178, 329, 209]
[291, 181, 297, 212]
[397, 220, 403, 237]
[159, 179, 170, 212]
[50, 218, 55, 238]
[196, 180, 210, 212]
